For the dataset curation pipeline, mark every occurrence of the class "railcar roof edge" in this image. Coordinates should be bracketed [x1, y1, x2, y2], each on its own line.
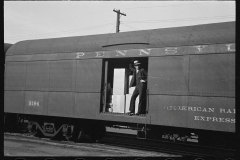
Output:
[4, 43, 13, 55]
[6, 21, 235, 56]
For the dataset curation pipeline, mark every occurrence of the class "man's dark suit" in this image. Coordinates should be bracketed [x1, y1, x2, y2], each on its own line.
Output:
[129, 66, 147, 114]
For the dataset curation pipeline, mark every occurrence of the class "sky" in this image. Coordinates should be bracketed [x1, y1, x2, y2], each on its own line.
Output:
[4, 1, 235, 44]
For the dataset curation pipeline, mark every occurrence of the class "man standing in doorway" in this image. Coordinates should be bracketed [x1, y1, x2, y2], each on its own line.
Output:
[128, 60, 147, 115]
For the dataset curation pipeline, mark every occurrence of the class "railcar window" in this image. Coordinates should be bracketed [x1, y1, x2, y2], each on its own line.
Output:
[102, 58, 148, 115]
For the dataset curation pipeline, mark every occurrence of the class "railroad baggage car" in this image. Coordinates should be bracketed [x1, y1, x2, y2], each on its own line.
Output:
[4, 21, 235, 146]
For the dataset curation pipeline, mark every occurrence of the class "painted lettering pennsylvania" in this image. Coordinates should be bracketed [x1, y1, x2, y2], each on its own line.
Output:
[76, 43, 235, 59]
[6, 43, 235, 62]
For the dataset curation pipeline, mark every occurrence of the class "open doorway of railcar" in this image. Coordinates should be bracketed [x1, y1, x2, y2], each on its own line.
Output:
[101, 57, 148, 115]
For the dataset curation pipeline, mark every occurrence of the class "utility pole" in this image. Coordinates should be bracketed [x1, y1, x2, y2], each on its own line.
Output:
[113, 9, 126, 33]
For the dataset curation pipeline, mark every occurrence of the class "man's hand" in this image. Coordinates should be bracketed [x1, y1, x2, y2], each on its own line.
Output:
[140, 80, 146, 83]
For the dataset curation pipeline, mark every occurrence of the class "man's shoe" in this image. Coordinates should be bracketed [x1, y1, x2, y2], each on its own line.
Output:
[126, 112, 133, 115]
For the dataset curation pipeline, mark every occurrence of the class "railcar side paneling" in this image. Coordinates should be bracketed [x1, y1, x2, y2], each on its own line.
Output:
[4, 21, 235, 144]
[147, 51, 235, 132]
[5, 59, 103, 119]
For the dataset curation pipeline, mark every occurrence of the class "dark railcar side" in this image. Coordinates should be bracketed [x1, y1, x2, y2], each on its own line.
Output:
[4, 22, 235, 143]
[147, 51, 235, 132]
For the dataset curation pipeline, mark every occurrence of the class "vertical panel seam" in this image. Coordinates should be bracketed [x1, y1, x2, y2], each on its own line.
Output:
[187, 54, 190, 128]
[47, 61, 52, 115]
[147, 57, 150, 124]
[74, 59, 77, 117]
[24, 62, 28, 113]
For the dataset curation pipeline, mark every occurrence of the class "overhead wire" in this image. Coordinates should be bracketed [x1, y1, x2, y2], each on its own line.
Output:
[122, 15, 235, 24]
[5, 2, 235, 40]
[5, 2, 207, 28]
[5, 23, 115, 39]
[5, 14, 235, 40]
[5, 10, 109, 28]
[122, 2, 207, 10]
[121, 23, 139, 31]
[107, 25, 117, 34]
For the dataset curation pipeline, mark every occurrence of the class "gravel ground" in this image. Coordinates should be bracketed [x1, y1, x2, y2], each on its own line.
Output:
[4, 133, 180, 157]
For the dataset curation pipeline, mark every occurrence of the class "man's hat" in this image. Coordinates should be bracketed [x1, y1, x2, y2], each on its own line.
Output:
[133, 60, 141, 66]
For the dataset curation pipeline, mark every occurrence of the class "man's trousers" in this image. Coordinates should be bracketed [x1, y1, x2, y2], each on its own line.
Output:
[129, 83, 147, 114]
